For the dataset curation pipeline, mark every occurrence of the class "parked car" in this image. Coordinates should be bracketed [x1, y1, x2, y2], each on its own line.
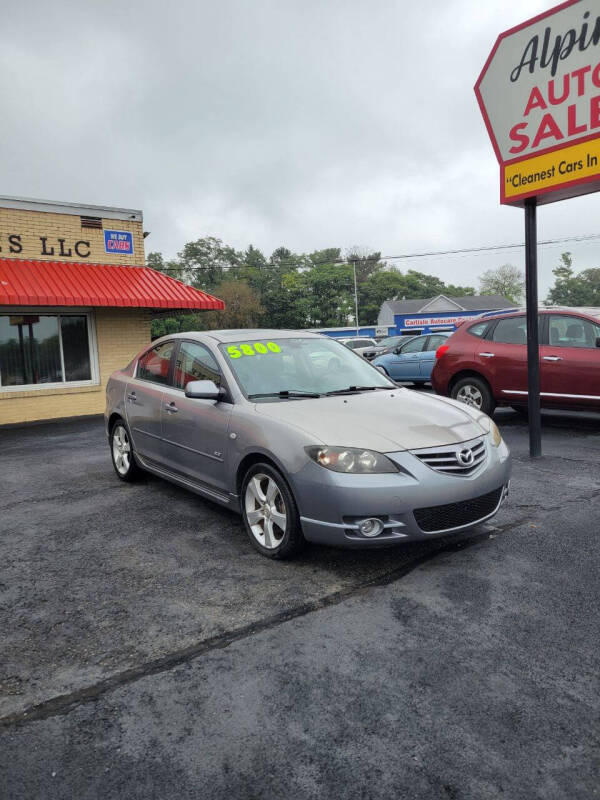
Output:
[431, 308, 600, 416]
[338, 336, 379, 358]
[372, 333, 451, 384]
[106, 329, 511, 559]
[362, 335, 417, 360]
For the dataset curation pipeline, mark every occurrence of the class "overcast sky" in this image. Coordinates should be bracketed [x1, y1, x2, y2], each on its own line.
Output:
[2, 0, 600, 298]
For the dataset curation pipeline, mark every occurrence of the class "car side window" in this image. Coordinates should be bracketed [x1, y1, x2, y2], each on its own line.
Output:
[548, 315, 600, 348]
[468, 321, 489, 338]
[401, 337, 426, 353]
[175, 341, 221, 389]
[491, 316, 527, 344]
[427, 335, 447, 351]
[137, 341, 176, 385]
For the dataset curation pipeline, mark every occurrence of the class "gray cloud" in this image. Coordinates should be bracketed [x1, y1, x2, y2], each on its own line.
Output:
[2, 0, 599, 297]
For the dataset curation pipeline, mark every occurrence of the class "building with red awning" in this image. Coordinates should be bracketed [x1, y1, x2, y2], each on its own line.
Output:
[0, 196, 223, 425]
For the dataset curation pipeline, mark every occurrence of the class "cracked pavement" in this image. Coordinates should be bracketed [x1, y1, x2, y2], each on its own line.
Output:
[1, 409, 599, 798]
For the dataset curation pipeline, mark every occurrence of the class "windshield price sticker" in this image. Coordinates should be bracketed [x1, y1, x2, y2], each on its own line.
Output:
[227, 342, 282, 359]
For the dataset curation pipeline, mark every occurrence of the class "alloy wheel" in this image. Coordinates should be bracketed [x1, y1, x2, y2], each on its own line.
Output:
[244, 473, 287, 549]
[112, 425, 132, 476]
[456, 384, 483, 409]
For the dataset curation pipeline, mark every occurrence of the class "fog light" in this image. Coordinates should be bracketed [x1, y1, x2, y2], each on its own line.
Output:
[357, 518, 385, 537]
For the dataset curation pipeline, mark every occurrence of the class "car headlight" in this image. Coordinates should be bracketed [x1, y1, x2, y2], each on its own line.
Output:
[305, 446, 399, 473]
[489, 420, 503, 447]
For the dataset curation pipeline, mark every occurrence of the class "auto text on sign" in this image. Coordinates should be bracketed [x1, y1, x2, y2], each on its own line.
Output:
[475, 1, 600, 206]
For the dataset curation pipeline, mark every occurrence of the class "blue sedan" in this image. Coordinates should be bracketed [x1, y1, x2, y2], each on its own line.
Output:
[372, 332, 450, 384]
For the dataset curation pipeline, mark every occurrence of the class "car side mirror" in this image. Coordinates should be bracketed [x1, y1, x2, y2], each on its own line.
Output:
[375, 365, 387, 375]
[596, 337, 600, 348]
[393, 346, 402, 354]
[185, 380, 222, 400]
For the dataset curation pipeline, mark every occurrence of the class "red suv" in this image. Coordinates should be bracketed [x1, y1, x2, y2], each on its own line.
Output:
[431, 308, 600, 416]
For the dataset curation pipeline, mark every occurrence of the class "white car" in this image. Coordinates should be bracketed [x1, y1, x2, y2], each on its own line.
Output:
[338, 337, 379, 358]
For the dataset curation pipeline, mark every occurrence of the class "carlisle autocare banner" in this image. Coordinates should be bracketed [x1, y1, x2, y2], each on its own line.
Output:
[476, 1, 600, 205]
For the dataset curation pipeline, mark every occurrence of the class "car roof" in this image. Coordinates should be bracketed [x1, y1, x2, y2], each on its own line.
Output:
[162, 329, 326, 344]
[478, 306, 600, 321]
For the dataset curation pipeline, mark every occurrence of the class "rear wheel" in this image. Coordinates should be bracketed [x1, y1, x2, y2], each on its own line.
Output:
[110, 420, 142, 482]
[451, 376, 495, 416]
[241, 463, 305, 559]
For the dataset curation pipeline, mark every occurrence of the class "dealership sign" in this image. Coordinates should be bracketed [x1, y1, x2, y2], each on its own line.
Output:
[403, 315, 474, 328]
[475, 0, 600, 206]
[104, 229, 134, 255]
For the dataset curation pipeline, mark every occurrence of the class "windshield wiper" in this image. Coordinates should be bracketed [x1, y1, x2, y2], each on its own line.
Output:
[325, 385, 394, 396]
[248, 389, 322, 400]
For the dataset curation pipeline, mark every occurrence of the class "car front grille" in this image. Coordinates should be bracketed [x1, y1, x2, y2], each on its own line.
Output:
[411, 437, 487, 476]
[413, 486, 503, 533]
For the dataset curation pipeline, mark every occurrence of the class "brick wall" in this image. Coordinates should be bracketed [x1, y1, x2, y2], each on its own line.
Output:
[0, 207, 144, 265]
[0, 309, 151, 424]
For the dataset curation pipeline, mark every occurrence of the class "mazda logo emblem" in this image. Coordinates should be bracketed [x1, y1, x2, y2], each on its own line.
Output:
[457, 448, 475, 466]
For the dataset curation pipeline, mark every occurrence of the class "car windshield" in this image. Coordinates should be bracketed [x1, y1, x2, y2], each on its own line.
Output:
[220, 337, 394, 400]
[378, 336, 403, 348]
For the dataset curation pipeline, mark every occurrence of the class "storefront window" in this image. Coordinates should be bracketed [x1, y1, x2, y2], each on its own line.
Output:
[0, 314, 93, 388]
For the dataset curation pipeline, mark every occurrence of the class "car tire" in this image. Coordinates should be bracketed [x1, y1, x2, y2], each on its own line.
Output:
[451, 376, 495, 416]
[110, 419, 142, 482]
[241, 463, 305, 559]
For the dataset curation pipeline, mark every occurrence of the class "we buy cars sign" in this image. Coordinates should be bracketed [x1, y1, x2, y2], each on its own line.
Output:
[476, 0, 600, 206]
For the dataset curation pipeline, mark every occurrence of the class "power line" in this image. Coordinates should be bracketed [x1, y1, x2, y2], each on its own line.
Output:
[154, 232, 600, 273]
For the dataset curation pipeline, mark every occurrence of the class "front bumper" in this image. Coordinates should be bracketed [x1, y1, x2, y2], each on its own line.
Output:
[294, 438, 511, 548]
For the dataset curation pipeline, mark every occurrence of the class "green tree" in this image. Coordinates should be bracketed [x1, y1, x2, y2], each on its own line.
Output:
[176, 237, 241, 290]
[547, 252, 600, 305]
[479, 263, 524, 303]
[346, 248, 386, 284]
[200, 280, 264, 329]
[146, 251, 184, 280]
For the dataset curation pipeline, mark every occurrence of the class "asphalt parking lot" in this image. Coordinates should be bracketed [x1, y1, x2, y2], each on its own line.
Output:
[1, 405, 599, 799]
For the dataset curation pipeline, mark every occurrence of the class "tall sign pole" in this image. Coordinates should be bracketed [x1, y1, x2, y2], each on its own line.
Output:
[524, 198, 542, 456]
[475, 0, 600, 458]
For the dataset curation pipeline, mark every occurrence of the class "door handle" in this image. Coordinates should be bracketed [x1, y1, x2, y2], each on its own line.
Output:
[478, 352, 495, 358]
[543, 356, 563, 361]
[164, 402, 179, 413]
[127, 392, 137, 401]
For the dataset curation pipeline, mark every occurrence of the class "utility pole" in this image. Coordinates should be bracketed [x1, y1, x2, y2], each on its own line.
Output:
[353, 261, 359, 336]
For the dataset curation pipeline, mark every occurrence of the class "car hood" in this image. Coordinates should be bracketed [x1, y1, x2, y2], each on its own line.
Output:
[254, 389, 489, 451]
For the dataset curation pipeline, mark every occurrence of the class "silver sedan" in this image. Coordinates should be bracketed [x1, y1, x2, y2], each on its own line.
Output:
[105, 329, 511, 559]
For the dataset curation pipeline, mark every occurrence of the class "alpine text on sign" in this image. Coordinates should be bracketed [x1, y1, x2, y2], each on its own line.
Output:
[475, 0, 600, 206]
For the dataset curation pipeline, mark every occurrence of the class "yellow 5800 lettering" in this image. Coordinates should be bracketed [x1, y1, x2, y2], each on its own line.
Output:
[227, 342, 281, 359]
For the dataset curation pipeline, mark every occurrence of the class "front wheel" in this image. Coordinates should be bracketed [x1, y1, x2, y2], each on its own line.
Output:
[110, 420, 142, 482]
[451, 376, 495, 417]
[241, 463, 305, 559]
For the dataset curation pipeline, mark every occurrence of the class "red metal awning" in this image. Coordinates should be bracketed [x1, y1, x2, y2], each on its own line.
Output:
[0, 258, 224, 311]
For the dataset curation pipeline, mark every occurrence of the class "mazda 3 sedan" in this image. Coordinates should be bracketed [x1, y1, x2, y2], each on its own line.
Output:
[105, 329, 511, 559]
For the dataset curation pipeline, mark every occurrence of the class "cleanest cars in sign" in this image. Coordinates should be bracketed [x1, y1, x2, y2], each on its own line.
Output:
[105, 330, 511, 559]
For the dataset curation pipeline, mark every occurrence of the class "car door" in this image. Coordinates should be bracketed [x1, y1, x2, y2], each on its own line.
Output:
[126, 340, 176, 465]
[478, 315, 529, 402]
[160, 339, 233, 492]
[387, 336, 427, 380]
[419, 335, 447, 379]
[541, 314, 600, 408]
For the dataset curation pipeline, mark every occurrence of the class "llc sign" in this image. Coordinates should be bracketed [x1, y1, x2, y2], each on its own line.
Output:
[104, 229, 134, 255]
